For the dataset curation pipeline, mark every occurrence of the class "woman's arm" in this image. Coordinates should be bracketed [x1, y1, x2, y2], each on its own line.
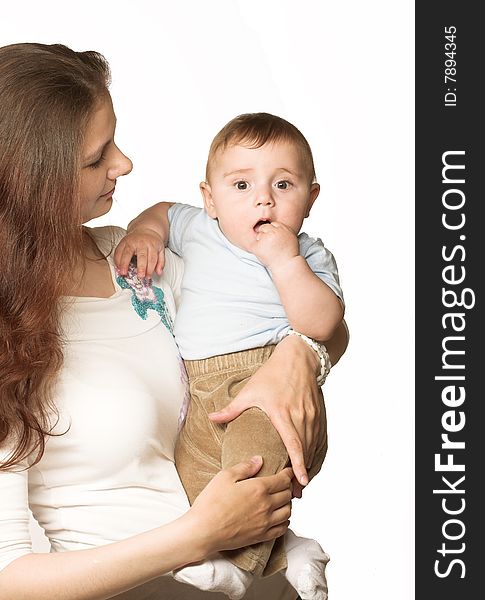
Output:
[0, 459, 292, 600]
[209, 320, 349, 487]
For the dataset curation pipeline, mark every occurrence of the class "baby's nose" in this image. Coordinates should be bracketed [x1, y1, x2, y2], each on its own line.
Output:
[255, 190, 275, 206]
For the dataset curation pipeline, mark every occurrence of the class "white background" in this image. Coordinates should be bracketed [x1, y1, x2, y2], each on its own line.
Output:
[2, 2, 414, 598]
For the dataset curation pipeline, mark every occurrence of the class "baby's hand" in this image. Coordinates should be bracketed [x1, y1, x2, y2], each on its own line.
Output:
[252, 222, 300, 271]
[114, 227, 165, 278]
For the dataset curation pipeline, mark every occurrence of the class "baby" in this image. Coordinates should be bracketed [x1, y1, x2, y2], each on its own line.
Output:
[115, 113, 344, 600]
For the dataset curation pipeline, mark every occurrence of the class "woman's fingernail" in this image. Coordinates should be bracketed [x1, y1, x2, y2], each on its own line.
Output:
[251, 455, 263, 464]
[300, 475, 309, 486]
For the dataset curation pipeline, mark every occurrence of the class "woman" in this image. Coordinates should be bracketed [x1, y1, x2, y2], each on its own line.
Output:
[0, 43, 348, 599]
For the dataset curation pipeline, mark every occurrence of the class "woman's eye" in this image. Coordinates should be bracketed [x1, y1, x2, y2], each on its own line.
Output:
[89, 154, 106, 170]
[276, 180, 291, 190]
[235, 181, 249, 190]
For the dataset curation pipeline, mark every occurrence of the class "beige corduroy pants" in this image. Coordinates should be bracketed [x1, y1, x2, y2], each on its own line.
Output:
[175, 345, 328, 577]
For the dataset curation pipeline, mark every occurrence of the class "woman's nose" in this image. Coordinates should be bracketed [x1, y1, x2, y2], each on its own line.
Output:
[108, 146, 133, 180]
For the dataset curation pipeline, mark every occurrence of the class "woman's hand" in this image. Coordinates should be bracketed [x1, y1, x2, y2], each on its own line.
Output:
[0, 458, 292, 600]
[209, 334, 323, 489]
[208, 321, 348, 492]
[188, 456, 293, 556]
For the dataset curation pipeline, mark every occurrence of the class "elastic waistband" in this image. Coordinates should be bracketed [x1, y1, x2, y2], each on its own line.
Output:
[184, 345, 276, 377]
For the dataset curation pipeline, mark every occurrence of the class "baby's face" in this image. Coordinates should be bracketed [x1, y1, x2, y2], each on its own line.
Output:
[201, 141, 319, 254]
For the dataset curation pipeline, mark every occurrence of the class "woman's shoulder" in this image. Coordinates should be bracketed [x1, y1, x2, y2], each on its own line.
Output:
[86, 225, 184, 303]
[86, 225, 183, 276]
[88, 225, 127, 253]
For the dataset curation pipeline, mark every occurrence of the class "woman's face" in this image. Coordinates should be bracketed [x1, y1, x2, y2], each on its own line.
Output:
[80, 95, 132, 224]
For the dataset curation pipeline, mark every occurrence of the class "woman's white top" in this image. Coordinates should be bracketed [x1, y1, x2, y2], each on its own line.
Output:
[0, 226, 294, 599]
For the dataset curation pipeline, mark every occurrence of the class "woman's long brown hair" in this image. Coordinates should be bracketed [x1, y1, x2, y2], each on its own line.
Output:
[0, 43, 111, 469]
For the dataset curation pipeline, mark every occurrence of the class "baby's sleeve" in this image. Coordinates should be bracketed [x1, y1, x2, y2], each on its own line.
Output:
[158, 248, 185, 312]
[167, 203, 202, 257]
[299, 233, 345, 304]
[0, 453, 33, 572]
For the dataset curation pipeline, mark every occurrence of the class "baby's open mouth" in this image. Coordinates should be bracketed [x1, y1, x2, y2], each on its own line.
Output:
[253, 219, 271, 233]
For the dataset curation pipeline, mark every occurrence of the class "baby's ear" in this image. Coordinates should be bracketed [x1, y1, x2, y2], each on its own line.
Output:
[200, 181, 217, 218]
[305, 183, 320, 217]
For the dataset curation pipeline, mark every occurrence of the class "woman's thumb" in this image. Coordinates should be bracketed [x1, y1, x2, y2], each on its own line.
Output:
[228, 456, 263, 482]
[208, 400, 246, 423]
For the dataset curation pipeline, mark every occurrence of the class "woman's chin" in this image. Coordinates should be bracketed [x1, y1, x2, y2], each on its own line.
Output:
[82, 198, 113, 224]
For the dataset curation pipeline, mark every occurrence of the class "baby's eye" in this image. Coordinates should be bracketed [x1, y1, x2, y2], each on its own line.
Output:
[235, 180, 249, 190]
[276, 180, 291, 190]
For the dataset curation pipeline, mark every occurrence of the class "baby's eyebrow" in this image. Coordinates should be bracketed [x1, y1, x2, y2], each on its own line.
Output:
[223, 167, 301, 177]
[223, 168, 253, 178]
[273, 167, 302, 178]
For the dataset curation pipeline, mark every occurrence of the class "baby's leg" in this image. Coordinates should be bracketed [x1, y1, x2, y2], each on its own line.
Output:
[173, 366, 253, 599]
[283, 529, 330, 600]
[174, 388, 222, 504]
[221, 374, 329, 581]
[216, 382, 330, 597]
[172, 556, 253, 600]
[174, 351, 330, 598]
[221, 405, 289, 576]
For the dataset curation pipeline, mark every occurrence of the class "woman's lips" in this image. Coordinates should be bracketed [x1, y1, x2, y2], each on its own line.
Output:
[99, 187, 115, 199]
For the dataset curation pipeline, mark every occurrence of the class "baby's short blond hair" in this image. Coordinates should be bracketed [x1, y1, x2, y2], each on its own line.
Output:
[206, 112, 316, 183]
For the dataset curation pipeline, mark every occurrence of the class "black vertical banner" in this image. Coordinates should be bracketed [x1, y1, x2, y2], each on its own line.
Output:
[416, 3, 482, 599]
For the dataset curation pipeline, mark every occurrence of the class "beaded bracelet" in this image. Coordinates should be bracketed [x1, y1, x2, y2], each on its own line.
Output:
[286, 329, 332, 386]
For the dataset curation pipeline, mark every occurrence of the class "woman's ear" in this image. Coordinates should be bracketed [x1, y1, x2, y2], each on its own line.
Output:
[200, 181, 217, 218]
[305, 183, 320, 217]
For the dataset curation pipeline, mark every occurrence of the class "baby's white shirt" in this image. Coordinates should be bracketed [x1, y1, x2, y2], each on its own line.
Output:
[168, 203, 343, 359]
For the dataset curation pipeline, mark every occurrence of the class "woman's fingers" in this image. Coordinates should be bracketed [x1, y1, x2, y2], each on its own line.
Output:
[225, 455, 264, 483]
[191, 457, 293, 553]
[307, 418, 320, 470]
[264, 521, 291, 541]
[208, 396, 250, 423]
[265, 467, 294, 494]
[211, 395, 319, 485]
[268, 488, 293, 511]
[305, 388, 322, 472]
[270, 412, 308, 486]
[304, 409, 318, 469]
[268, 503, 292, 528]
[304, 419, 313, 468]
